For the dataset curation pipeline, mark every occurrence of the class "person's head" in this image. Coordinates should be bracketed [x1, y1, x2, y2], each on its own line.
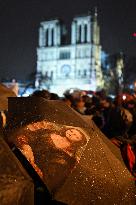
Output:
[77, 98, 85, 108]
[63, 98, 72, 107]
[92, 96, 100, 108]
[31, 89, 51, 100]
[63, 92, 74, 107]
[114, 95, 122, 106]
[73, 97, 85, 109]
[83, 95, 92, 109]
[100, 97, 113, 108]
[50, 93, 60, 100]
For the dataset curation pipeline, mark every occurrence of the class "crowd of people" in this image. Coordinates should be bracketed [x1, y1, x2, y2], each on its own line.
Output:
[28, 88, 136, 177]
[30, 89, 136, 138]
[0, 84, 136, 204]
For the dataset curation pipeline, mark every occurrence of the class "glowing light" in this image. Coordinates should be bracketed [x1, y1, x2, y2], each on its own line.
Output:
[133, 33, 136, 37]
[122, 95, 126, 100]
[134, 81, 136, 87]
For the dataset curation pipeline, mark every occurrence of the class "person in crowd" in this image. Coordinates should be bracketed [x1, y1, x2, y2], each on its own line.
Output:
[30, 89, 51, 100]
[50, 93, 60, 100]
[62, 92, 74, 107]
[111, 136, 136, 177]
[84, 95, 104, 129]
[100, 97, 115, 136]
[101, 95, 132, 139]
[72, 96, 86, 115]
[125, 100, 136, 137]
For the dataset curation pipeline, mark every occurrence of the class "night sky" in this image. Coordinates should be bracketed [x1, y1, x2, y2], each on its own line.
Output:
[0, 0, 136, 81]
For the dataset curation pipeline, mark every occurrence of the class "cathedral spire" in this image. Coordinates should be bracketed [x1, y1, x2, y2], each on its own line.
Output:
[94, 7, 98, 17]
[92, 7, 99, 44]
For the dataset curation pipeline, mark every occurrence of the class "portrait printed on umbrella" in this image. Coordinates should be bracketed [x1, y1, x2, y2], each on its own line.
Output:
[12, 120, 89, 192]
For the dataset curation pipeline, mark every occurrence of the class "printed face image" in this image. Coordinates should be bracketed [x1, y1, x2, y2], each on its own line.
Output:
[16, 121, 88, 158]
[13, 120, 89, 192]
[66, 128, 84, 143]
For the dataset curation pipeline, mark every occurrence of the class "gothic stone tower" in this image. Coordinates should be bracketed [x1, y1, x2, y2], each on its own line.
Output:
[37, 11, 103, 95]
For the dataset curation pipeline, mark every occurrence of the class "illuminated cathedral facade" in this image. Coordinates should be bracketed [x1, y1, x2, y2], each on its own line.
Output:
[36, 10, 104, 95]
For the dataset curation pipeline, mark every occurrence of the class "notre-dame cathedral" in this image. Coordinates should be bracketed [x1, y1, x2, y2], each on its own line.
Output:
[36, 10, 104, 95]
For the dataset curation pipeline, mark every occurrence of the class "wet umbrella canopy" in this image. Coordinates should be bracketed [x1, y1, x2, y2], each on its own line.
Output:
[6, 97, 136, 204]
[0, 137, 34, 205]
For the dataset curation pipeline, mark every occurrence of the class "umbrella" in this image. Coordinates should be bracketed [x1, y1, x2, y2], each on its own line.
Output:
[0, 137, 34, 205]
[0, 83, 16, 111]
[6, 97, 136, 204]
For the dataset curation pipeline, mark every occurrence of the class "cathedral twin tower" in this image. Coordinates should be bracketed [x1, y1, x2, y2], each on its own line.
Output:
[37, 11, 103, 95]
[39, 15, 98, 46]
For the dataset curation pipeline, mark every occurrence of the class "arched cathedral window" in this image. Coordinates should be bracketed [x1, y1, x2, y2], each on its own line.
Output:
[84, 69, 87, 77]
[78, 70, 81, 76]
[84, 24, 87, 43]
[45, 29, 49, 46]
[51, 71, 53, 79]
[77, 25, 82, 43]
[51, 28, 54, 46]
